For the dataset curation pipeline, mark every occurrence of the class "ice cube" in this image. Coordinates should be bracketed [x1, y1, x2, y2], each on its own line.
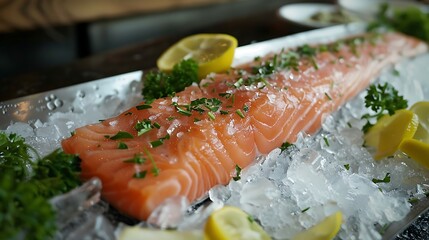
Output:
[147, 196, 189, 229]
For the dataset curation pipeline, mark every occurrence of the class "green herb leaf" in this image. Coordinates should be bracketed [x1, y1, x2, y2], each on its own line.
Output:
[372, 173, 391, 184]
[344, 164, 350, 170]
[233, 164, 242, 181]
[301, 207, 310, 213]
[109, 131, 134, 140]
[123, 154, 146, 164]
[280, 141, 293, 152]
[361, 83, 407, 132]
[118, 142, 128, 149]
[133, 171, 147, 179]
[136, 104, 152, 110]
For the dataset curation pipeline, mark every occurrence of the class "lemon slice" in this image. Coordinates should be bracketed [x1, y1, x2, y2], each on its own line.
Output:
[399, 139, 429, 169]
[364, 109, 419, 160]
[157, 34, 238, 78]
[409, 101, 429, 143]
[204, 206, 271, 240]
[292, 211, 342, 240]
[118, 227, 204, 240]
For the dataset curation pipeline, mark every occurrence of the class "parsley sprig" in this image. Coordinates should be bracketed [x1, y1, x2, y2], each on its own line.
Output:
[368, 3, 429, 43]
[361, 83, 407, 133]
[0, 132, 81, 240]
[142, 59, 199, 101]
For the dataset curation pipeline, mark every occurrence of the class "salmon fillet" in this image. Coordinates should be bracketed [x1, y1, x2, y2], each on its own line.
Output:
[62, 32, 427, 220]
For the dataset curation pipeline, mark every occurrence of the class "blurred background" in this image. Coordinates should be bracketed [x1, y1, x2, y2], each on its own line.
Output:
[1, 0, 428, 90]
[0, 0, 330, 79]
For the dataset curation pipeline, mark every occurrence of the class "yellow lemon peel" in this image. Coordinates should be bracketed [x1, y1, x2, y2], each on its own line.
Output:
[157, 34, 238, 78]
[292, 211, 343, 240]
[204, 206, 271, 240]
[364, 109, 419, 160]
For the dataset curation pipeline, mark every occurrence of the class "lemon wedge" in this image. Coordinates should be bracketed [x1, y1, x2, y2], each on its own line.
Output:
[292, 211, 342, 240]
[396, 101, 429, 169]
[364, 109, 419, 160]
[409, 101, 429, 143]
[204, 206, 271, 240]
[399, 139, 429, 169]
[157, 34, 238, 78]
[118, 227, 204, 240]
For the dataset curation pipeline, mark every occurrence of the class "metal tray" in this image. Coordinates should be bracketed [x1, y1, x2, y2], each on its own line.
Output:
[1, 23, 428, 239]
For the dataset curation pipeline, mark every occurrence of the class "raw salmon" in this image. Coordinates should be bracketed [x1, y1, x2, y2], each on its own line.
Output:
[62, 32, 427, 220]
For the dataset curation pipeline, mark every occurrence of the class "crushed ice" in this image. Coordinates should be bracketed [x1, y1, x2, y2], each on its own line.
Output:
[1, 54, 429, 239]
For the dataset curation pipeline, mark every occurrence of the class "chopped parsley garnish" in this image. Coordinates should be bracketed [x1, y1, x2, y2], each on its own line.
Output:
[133, 171, 147, 179]
[325, 92, 332, 100]
[372, 173, 391, 184]
[344, 164, 350, 170]
[143, 147, 160, 176]
[135, 119, 157, 136]
[136, 104, 152, 110]
[301, 207, 310, 213]
[123, 154, 146, 164]
[361, 83, 407, 132]
[280, 141, 293, 152]
[173, 98, 223, 120]
[235, 109, 245, 118]
[142, 59, 199, 101]
[150, 134, 170, 148]
[323, 136, 330, 147]
[118, 142, 128, 149]
[233, 164, 242, 181]
[109, 131, 134, 140]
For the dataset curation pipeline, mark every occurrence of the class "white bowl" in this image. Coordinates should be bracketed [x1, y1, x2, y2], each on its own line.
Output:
[278, 3, 359, 29]
[338, 0, 429, 20]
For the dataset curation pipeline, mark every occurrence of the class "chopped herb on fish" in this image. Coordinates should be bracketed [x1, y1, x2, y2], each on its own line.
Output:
[118, 142, 128, 149]
[133, 171, 147, 179]
[123, 154, 146, 164]
[233, 164, 242, 181]
[280, 141, 294, 152]
[110, 131, 134, 140]
[135, 119, 155, 136]
[150, 134, 170, 148]
[136, 104, 152, 110]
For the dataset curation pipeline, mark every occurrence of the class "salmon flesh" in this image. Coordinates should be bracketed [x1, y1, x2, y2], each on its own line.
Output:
[62, 32, 427, 220]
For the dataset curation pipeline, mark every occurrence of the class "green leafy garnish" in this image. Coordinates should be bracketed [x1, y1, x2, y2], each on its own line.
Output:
[344, 164, 350, 170]
[123, 154, 146, 164]
[279, 141, 293, 152]
[361, 83, 407, 132]
[368, 3, 429, 43]
[142, 59, 199, 101]
[301, 207, 310, 213]
[135, 119, 155, 136]
[372, 173, 391, 184]
[133, 171, 147, 179]
[136, 104, 152, 110]
[233, 164, 242, 181]
[0, 132, 81, 240]
[150, 134, 170, 148]
[109, 131, 134, 140]
[118, 142, 128, 149]
[0, 172, 57, 240]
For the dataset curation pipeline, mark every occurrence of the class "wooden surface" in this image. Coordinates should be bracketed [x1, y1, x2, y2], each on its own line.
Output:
[0, 2, 319, 101]
[0, 0, 234, 32]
